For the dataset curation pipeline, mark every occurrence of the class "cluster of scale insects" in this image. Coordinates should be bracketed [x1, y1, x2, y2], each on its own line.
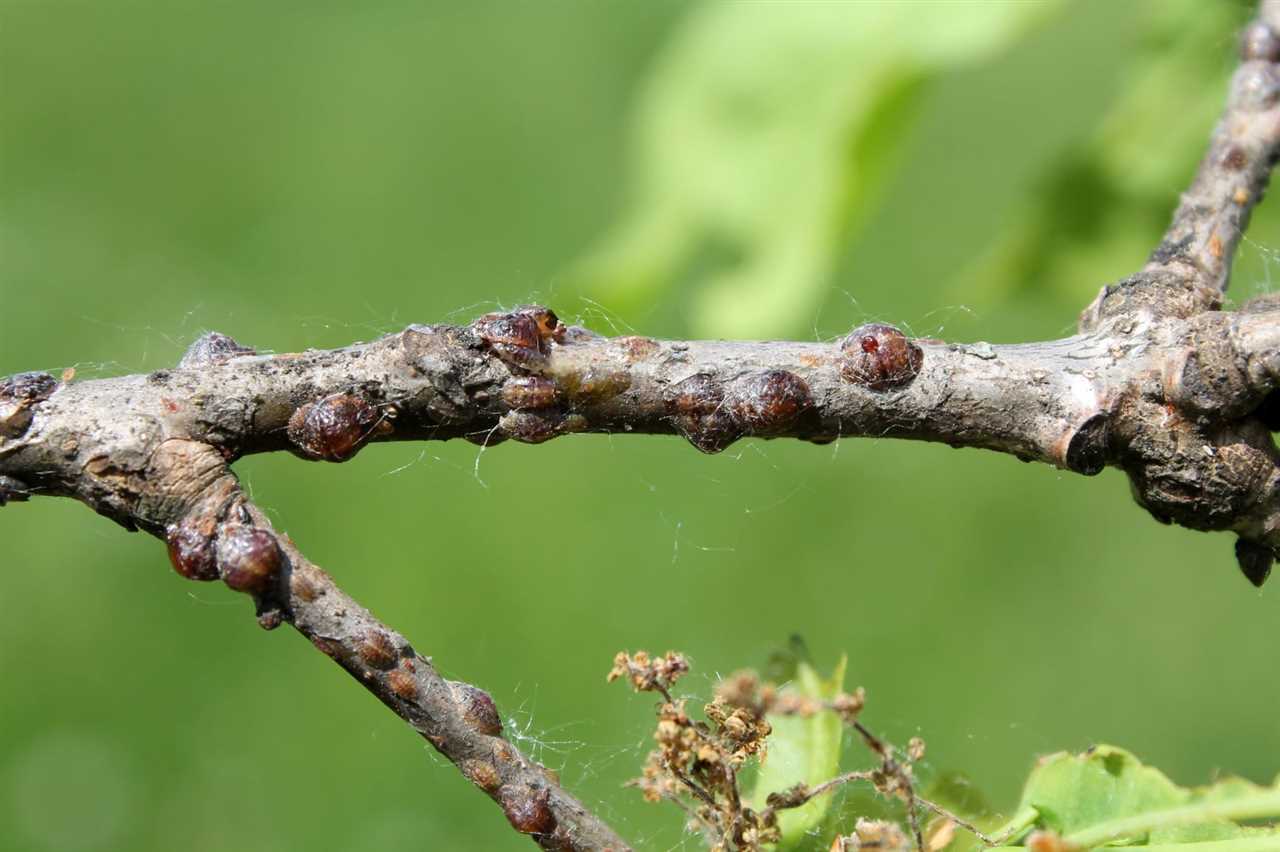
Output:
[5, 304, 930, 615]
[7, 303, 928, 620]
[467, 304, 926, 454]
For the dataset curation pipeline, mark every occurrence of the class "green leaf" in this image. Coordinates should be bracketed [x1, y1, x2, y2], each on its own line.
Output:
[749, 655, 846, 849]
[951, 0, 1243, 310]
[565, 0, 1062, 337]
[989, 745, 1280, 849]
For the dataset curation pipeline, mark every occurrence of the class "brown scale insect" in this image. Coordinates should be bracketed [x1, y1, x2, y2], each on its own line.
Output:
[502, 376, 560, 410]
[165, 514, 220, 581]
[614, 335, 661, 362]
[386, 669, 419, 701]
[559, 367, 631, 407]
[839, 323, 924, 391]
[178, 332, 256, 368]
[215, 525, 283, 595]
[460, 760, 502, 793]
[449, 681, 503, 736]
[287, 394, 391, 462]
[664, 373, 742, 454]
[472, 305, 566, 370]
[500, 785, 556, 836]
[498, 409, 565, 444]
[729, 370, 812, 434]
[358, 630, 400, 671]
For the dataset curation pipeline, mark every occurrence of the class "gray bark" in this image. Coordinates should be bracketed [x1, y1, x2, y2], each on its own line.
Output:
[4, 2, 1280, 848]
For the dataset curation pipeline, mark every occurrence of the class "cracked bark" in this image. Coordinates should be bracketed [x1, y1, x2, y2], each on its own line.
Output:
[4, 3, 1280, 849]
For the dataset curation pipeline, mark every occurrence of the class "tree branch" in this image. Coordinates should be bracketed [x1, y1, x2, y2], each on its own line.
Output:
[1145, 0, 1280, 294]
[4, 3, 1280, 848]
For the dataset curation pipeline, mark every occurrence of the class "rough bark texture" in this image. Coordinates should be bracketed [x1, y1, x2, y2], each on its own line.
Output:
[4, 3, 1280, 849]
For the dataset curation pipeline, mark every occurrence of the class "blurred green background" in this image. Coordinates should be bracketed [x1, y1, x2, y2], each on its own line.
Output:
[3, 1, 1278, 849]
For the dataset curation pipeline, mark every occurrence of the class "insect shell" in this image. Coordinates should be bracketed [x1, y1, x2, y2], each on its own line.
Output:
[472, 306, 566, 370]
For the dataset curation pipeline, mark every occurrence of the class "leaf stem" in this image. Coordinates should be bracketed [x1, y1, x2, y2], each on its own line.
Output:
[1064, 788, 1280, 849]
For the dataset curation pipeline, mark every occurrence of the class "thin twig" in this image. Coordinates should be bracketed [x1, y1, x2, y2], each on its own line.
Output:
[4, 3, 1280, 850]
[1144, 0, 1280, 293]
[915, 797, 998, 847]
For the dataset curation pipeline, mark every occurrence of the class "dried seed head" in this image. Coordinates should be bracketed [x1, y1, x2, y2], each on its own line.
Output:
[730, 370, 812, 433]
[165, 516, 220, 581]
[1242, 21, 1280, 62]
[358, 630, 399, 670]
[502, 376, 560, 410]
[448, 681, 503, 736]
[215, 525, 283, 594]
[178, 332, 255, 368]
[839, 324, 923, 391]
[500, 785, 556, 835]
[852, 819, 910, 852]
[287, 394, 386, 461]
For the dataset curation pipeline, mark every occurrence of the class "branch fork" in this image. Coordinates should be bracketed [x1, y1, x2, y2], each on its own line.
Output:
[5, 4, 1280, 848]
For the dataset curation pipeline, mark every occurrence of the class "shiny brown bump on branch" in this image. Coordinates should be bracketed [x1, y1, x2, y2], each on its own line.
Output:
[838, 324, 923, 391]
[215, 525, 284, 595]
[165, 514, 220, 581]
[729, 370, 812, 434]
[449, 681, 504, 736]
[664, 373, 742, 454]
[287, 393, 391, 462]
[472, 305, 566, 371]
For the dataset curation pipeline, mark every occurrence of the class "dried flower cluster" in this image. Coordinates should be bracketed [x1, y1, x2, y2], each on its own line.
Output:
[715, 668, 867, 724]
[607, 650, 691, 694]
[609, 652, 989, 852]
